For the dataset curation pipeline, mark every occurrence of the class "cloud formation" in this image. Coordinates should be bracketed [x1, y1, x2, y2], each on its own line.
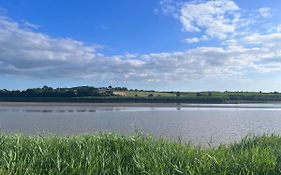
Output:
[180, 0, 241, 39]
[184, 35, 209, 44]
[160, 0, 254, 42]
[0, 1, 280, 83]
[258, 7, 272, 18]
[0, 15, 244, 82]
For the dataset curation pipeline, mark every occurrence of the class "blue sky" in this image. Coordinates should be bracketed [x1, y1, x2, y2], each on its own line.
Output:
[0, 0, 281, 91]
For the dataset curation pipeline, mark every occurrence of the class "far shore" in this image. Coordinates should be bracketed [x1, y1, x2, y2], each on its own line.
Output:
[0, 101, 281, 109]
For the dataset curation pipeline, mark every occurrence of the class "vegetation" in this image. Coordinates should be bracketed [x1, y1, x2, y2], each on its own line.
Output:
[0, 133, 280, 174]
[1, 86, 281, 103]
[0, 86, 127, 97]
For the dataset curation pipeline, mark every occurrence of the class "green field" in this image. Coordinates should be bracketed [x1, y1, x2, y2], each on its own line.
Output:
[124, 91, 175, 97]
[117, 90, 281, 103]
[125, 90, 281, 98]
[0, 133, 280, 174]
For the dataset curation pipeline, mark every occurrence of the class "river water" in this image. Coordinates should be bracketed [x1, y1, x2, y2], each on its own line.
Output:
[1, 102, 281, 146]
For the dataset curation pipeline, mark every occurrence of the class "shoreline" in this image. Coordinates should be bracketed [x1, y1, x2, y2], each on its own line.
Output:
[1, 101, 281, 108]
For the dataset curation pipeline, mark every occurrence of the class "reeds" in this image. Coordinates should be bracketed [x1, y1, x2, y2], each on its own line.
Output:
[0, 133, 279, 174]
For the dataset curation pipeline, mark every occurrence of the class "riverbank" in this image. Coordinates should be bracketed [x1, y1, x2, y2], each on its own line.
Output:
[1, 95, 281, 104]
[0, 101, 281, 109]
[0, 133, 279, 174]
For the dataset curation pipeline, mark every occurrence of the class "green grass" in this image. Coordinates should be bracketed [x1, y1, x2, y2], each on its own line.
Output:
[119, 90, 281, 102]
[0, 133, 281, 174]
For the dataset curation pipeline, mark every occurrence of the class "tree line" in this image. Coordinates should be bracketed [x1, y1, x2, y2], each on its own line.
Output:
[0, 86, 127, 97]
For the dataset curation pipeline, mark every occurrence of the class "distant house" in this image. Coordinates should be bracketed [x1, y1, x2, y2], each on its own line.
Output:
[113, 91, 127, 97]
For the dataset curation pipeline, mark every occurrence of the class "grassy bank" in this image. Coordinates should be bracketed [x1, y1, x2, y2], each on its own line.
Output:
[2, 93, 281, 104]
[0, 133, 280, 174]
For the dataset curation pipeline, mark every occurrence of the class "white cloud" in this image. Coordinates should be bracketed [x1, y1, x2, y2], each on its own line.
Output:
[160, 0, 271, 43]
[184, 35, 208, 44]
[184, 37, 200, 43]
[179, 0, 240, 39]
[22, 20, 41, 29]
[1, 13, 281, 83]
[243, 33, 281, 44]
[258, 7, 272, 18]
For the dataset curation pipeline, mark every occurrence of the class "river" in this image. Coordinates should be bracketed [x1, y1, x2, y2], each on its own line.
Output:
[1, 102, 281, 146]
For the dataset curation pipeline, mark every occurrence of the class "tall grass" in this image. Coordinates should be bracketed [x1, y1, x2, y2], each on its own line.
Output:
[0, 133, 280, 174]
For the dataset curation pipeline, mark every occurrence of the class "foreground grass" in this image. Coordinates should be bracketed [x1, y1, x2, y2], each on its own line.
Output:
[0, 134, 280, 174]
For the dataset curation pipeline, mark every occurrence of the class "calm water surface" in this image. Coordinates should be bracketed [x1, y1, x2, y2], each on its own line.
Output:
[1, 103, 281, 146]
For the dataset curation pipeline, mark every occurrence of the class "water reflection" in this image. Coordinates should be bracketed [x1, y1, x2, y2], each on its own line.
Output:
[0, 108, 99, 113]
[1, 103, 281, 113]
[0, 106, 184, 113]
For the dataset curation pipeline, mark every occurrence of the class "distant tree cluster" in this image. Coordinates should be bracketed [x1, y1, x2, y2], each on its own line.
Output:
[0, 86, 128, 98]
[111, 87, 128, 91]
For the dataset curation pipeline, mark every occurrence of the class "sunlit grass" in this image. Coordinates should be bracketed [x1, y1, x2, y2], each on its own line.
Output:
[0, 133, 280, 174]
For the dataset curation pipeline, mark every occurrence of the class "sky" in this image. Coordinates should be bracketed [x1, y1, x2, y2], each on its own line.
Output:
[0, 0, 281, 91]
